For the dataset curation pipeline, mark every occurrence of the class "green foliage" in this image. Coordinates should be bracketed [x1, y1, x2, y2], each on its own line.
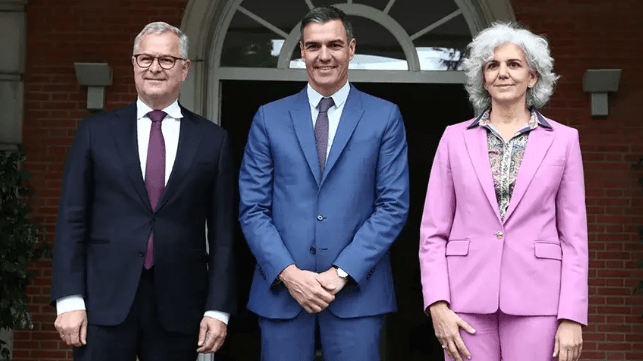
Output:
[0, 148, 50, 360]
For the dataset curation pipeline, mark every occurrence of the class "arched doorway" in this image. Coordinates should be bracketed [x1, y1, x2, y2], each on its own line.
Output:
[181, 1, 516, 360]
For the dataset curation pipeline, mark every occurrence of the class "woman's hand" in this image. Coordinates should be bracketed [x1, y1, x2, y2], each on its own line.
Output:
[429, 301, 476, 361]
[553, 320, 583, 361]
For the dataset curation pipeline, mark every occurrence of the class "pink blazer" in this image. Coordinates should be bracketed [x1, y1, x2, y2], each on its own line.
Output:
[419, 115, 588, 325]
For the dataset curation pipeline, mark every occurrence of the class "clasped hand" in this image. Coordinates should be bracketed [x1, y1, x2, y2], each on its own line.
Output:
[279, 265, 348, 313]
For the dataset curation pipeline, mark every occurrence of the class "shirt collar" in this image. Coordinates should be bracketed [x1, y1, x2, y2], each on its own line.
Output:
[307, 81, 351, 111]
[136, 98, 183, 120]
[467, 108, 552, 130]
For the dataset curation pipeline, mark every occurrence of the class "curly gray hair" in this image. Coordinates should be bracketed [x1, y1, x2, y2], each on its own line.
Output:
[463, 22, 559, 110]
[133, 22, 189, 59]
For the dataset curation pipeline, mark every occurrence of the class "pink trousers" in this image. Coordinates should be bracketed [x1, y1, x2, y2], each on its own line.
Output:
[444, 311, 558, 361]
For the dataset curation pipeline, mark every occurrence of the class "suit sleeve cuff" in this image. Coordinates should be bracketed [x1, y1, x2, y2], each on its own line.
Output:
[204, 311, 230, 325]
[56, 295, 86, 315]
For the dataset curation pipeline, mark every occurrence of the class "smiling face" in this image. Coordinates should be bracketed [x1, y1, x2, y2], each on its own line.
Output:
[133, 32, 191, 109]
[483, 42, 538, 107]
[300, 19, 355, 96]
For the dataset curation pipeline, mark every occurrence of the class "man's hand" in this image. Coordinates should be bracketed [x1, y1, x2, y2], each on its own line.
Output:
[316, 268, 348, 295]
[279, 265, 335, 313]
[553, 320, 583, 361]
[429, 301, 475, 361]
[197, 317, 227, 353]
[54, 310, 87, 347]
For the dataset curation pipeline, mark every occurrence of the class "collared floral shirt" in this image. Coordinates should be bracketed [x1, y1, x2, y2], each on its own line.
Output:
[474, 109, 550, 220]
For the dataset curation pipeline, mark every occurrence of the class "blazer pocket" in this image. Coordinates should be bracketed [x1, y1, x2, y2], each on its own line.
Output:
[541, 161, 564, 167]
[534, 242, 562, 260]
[446, 239, 470, 256]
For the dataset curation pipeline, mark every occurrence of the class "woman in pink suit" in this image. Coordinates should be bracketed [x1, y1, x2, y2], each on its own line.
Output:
[419, 22, 587, 361]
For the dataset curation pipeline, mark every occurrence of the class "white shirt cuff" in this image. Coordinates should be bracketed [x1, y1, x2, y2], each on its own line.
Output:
[336, 267, 348, 278]
[204, 311, 230, 325]
[56, 295, 86, 315]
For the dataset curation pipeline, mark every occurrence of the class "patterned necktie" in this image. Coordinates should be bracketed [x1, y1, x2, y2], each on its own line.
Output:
[144, 110, 167, 269]
[314, 97, 335, 173]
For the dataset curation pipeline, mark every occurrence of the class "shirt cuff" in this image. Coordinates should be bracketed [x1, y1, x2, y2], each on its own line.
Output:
[56, 295, 86, 315]
[204, 311, 230, 325]
[336, 267, 348, 278]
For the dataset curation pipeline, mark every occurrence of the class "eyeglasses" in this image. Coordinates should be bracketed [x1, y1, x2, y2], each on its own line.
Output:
[133, 54, 187, 70]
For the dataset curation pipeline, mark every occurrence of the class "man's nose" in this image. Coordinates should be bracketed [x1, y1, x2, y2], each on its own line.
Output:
[149, 57, 163, 72]
[319, 46, 331, 61]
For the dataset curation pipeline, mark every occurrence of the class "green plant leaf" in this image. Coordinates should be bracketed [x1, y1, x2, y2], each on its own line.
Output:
[0, 147, 47, 353]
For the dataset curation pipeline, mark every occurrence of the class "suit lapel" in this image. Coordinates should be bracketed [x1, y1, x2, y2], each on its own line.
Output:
[503, 126, 556, 222]
[290, 89, 322, 186]
[463, 125, 501, 223]
[155, 106, 201, 213]
[112, 103, 152, 213]
[320, 86, 364, 186]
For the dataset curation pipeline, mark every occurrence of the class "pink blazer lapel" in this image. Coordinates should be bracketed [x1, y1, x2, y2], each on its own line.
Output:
[463, 125, 502, 223]
[503, 127, 556, 222]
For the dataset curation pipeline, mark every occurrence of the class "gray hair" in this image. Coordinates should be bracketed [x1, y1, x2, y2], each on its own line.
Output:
[300, 6, 354, 42]
[463, 22, 559, 110]
[133, 22, 189, 59]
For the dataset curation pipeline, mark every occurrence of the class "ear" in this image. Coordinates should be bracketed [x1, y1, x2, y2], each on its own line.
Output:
[348, 38, 356, 61]
[181, 59, 192, 81]
[529, 70, 539, 88]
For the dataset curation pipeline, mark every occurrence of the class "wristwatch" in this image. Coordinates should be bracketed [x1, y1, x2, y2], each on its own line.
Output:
[333, 266, 348, 279]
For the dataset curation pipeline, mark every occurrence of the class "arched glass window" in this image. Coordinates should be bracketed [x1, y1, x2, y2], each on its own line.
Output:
[219, 0, 471, 72]
[202, 0, 478, 122]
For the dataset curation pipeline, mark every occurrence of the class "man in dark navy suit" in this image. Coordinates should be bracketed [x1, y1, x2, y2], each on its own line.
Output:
[51, 22, 236, 361]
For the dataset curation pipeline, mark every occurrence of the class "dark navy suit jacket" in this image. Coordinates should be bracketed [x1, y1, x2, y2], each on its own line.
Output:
[51, 103, 236, 333]
[239, 86, 410, 319]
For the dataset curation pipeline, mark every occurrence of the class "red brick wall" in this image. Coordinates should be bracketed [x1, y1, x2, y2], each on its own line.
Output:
[14, 1, 188, 360]
[15, 0, 643, 360]
[512, 0, 643, 359]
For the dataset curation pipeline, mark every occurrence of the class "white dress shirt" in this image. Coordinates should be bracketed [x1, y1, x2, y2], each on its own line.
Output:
[307, 81, 351, 159]
[306, 82, 350, 279]
[56, 99, 229, 325]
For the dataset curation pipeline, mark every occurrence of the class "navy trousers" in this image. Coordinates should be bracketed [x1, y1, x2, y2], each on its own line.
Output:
[73, 269, 199, 361]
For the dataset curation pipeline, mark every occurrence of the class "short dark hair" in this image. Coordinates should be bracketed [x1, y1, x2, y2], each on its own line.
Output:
[300, 5, 354, 41]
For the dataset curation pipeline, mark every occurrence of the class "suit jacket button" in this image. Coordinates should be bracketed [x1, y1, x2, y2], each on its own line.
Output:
[310, 247, 316, 254]
[317, 215, 323, 221]
[496, 231, 503, 239]
[139, 251, 145, 257]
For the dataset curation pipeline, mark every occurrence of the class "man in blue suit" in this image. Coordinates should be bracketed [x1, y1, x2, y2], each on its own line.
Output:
[239, 6, 410, 360]
[51, 22, 236, 360]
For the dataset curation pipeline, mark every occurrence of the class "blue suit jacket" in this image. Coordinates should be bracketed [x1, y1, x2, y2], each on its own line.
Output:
[50, 103, 237, 333]
[239, 85, 410, 319]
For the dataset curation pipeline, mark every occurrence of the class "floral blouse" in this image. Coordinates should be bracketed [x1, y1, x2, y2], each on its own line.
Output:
[476, 109, 550, 220]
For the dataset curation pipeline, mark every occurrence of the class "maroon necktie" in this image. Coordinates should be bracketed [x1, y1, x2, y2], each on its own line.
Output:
[314, 97, 334, 173]
[144, 110, 167, 269]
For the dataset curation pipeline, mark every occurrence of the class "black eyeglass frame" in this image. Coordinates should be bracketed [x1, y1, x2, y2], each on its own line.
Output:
[133, 54, 189, 70]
